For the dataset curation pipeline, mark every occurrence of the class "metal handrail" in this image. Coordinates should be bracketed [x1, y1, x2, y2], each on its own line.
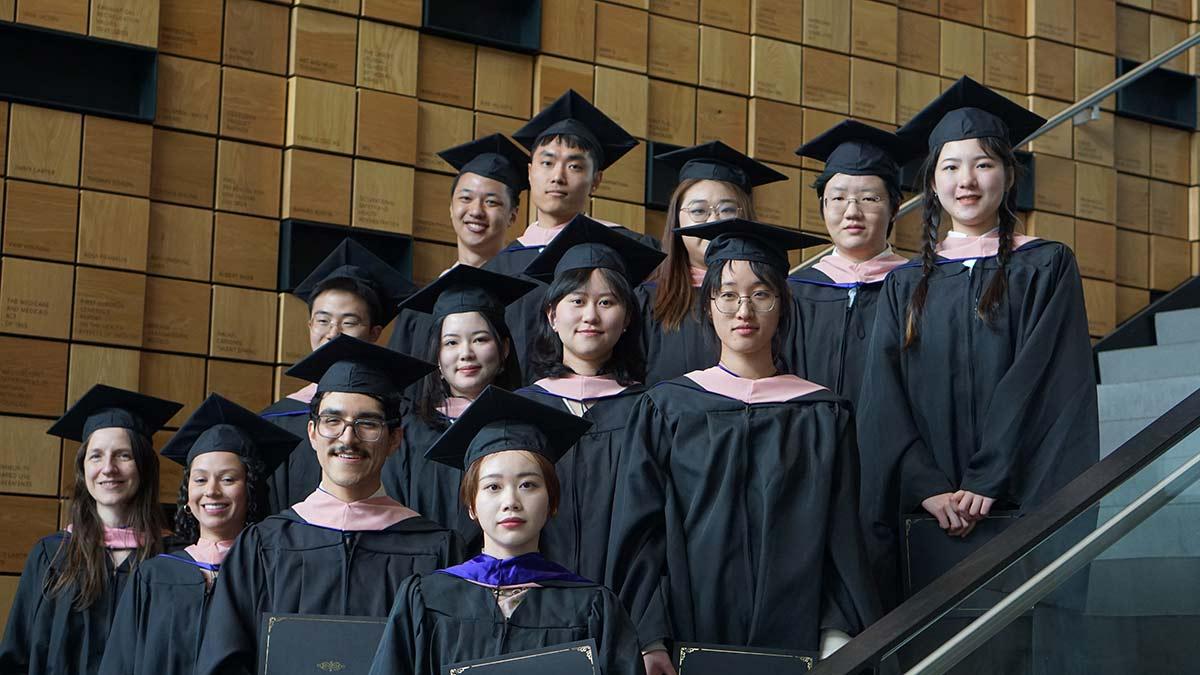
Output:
[791, 31, 1200, 273]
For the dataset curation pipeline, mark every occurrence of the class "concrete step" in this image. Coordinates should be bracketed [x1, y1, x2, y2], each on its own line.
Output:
[1155, 308, 1200, 346]
[1097, 342, 1200, 384]
[1095, 500, 1200, 560]
[1100, 417, 1156, 456]
[1098, 376, 1200, 422]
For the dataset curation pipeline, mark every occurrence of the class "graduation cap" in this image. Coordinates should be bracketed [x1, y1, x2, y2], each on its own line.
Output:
[897, 76, 1046, 150]
[676, 218, 828, 274]
[159, 394, 299, 474]
[398, 265, 537, 324]
[522, 214, 667, 285]
[47, 384, 183, 442]
[512, 89, 638, 170]
[655, 141, 788, 193]
[425, 386, 592, 470]
[437, 133, 531, 193]
[286, 335, 437, 397]
[796, 120, 921, 192]
[291, 239, 416, 327]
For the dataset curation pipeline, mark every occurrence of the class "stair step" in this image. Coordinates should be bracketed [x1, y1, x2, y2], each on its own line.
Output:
[1095, 500, 1200, 560]
[1155, 308, 1200, 346]
[1098, 342, 1200, 384]
[1098, 376, 1200, 422]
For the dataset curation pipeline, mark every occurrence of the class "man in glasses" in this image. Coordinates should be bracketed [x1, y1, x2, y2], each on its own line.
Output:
[261, 238, 415, 513]
[197, 336, 462, 675]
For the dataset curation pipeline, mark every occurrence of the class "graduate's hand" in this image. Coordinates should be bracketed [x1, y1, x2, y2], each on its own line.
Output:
[921, 493, 967, 533]
[643, 649, 678, 675]
[952, 490, 995, 522]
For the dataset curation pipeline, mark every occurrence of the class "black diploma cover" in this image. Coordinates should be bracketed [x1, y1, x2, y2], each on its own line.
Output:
[675, 642, 816, 673]
[258, 612, 387, 675]
[902, 510, 1021, 604]
[443, 638, 600, 674]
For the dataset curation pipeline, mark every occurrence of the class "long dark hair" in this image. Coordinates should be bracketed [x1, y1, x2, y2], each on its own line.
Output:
[531, 267, 646, 385]
[698, 259, 794, 361]
[170, 454, 269, 548]
[903, 136, 1022, 349]
[49, 428, 165, 610]
[414, 311, 521, 428]
[649, 179, 757, 331]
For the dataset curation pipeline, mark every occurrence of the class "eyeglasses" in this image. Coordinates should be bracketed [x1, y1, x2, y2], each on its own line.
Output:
[821, 195, 887, 214]
[711, 290, 778, 315]
[679, 203, 743, 224]
[312, 415, 395, 442]
[309, 316, 365, 333]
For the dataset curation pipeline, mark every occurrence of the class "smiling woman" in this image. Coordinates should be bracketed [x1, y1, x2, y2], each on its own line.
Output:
[0, 385, 181, 675]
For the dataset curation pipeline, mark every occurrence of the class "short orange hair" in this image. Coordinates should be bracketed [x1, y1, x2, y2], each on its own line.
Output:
[460, 450, 561, 518]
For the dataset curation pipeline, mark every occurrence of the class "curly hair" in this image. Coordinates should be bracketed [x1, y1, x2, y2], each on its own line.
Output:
[169, 453, 269, 548]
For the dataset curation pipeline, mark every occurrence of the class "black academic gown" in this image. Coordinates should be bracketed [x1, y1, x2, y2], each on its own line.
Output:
[97, 551, 213, 675]
[260, 397, 314, 514]
[367, 572, 643, 675]
[385, 309, 436, 395]
[783, 268, 890, 409]
[0, 532, 133, 675]
[381, 411, 480, 552]
[606, 378, 879, 651]
[484, 226, 659, 385]
[857, 240, 1099, 610]
[193, 511, 462, 675]
[514, 384, 644, 584]
[636, 284, 719, 385]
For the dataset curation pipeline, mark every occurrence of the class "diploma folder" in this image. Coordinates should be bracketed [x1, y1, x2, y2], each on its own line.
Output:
[902, 511, 1022, 610]
[258, 612, 387, 675]
[675, 642, 816, 672]
[444, 639, 600, 674]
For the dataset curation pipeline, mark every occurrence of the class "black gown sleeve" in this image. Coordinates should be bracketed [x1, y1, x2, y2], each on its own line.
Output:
[605, 394, 672, 648]
[97, 565, 146, 675]
[961, 251, 1098, 501]
[367, 574, 426, 675]
[195, 529, 267, 675]
[819, 409, 882, 636]
[589, 588, 646, 675]
[0, 540, 52, 674]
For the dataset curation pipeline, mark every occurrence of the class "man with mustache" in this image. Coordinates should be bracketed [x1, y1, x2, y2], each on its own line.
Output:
[196, 336, 463, 675]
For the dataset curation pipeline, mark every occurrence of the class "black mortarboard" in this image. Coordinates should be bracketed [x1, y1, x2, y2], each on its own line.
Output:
[897, 76, 1046, 150]
[437, 133, 531, 193]
[291, 239, 416, 327]
[159, 394, 299, 473]
[676, 218, 827, 274]
[47, 384, 183, 442]
[425, 386, 592, 470]
[655, 141, 788, 193]
[796, 120, 921, 192]
[522, 214, 666, 285]
[512, 90, 638, 170]
[398, 265, 537, 324]
[286, 335, 436, 397]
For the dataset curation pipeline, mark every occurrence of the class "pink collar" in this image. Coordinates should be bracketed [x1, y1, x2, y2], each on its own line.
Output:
[936, 232, 1040, 261]
[66, 523, 142, 550]
[291, 487, 420, 531]
[813, 250, 908, 285]
[684, 365, 826, 404]
[440, 396, 472, 419]
[286, 383, 318, 404]
[689, 266, 706, 288]
[516, 218, 626, 247]
[534, 374, 629, 402]
[185, 537, 236, 566]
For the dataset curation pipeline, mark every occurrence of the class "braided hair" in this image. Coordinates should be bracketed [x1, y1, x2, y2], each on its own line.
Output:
[903, 136, 1021, 349]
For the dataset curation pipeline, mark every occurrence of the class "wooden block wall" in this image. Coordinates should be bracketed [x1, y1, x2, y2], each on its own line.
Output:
[2, 1, 1200, 599]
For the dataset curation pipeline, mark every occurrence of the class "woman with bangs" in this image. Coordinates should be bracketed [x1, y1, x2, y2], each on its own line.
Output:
[517, 214, 664, 584]
[382, 265, 535, 550]
[369, 387, 642, 675]
[0, 386, 181, 675]
[99, 395, 297, 675]
[607, 220, 880, 675]
[856, 77, 1098, 615]
[641, 141, 789, 384]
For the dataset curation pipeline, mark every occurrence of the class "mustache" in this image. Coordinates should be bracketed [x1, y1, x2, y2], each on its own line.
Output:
[326, 444, 370, 458]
